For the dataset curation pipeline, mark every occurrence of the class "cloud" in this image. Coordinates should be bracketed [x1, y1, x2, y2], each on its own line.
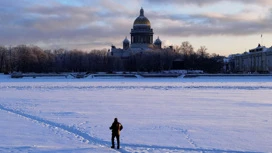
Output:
[153, 12, 272, 37]
[146, 0, 272, 6]
[147, 0, 218, 6]
[1, 0, 272, 51]
[148, 2, 272, 37]
[0, 0, 136, 50]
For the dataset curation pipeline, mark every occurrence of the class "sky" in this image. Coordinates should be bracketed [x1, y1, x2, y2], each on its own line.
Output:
[1, 0, 272, 56]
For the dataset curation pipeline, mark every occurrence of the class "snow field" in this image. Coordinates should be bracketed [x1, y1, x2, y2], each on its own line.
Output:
[0, 76, 272, 152]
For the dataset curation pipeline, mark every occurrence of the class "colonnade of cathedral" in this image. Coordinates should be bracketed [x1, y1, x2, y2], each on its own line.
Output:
[131, 35, 153, 44]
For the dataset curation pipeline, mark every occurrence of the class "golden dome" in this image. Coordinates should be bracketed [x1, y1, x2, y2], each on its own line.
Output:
[133, 8, 151, 26]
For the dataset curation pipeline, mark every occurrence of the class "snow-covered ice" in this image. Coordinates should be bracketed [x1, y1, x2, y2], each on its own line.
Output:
[0, 74, 271, 153]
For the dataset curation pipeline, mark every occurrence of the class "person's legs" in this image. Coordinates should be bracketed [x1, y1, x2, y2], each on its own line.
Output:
[117, 135, 120, 149]
[111, 134, 115, 148]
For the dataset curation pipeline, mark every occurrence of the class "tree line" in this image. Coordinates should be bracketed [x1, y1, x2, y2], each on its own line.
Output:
[0, 42, 225, 74]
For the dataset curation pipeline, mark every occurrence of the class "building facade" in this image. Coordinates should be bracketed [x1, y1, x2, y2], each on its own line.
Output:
[226, 44, 272, 73]
[109, 8, 163, 58]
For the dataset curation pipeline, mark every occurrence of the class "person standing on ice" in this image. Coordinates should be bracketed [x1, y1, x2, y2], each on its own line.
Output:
[109, 118, 123, 149]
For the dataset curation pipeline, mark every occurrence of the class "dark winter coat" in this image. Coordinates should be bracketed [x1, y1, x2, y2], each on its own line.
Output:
[110, 121, 123, 136]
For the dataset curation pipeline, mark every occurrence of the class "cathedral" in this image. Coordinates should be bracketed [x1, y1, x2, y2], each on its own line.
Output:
[109, 8, 163, 58]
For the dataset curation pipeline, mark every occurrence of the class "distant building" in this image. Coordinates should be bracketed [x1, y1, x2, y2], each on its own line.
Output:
[225, 44, 272, 73]
[109, 8, 165, 58]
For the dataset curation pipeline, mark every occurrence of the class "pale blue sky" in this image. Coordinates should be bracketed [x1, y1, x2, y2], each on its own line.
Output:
[0, 0, 272, 56]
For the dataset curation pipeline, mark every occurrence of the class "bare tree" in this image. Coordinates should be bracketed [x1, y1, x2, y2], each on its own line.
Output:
[197, 46, 209, 58]
[180, 41, 194, 56]
[2, 44, 225, 74]
[0, 46, 7, 72]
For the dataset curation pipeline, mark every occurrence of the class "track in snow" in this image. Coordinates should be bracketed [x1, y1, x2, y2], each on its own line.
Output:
[0, 104, 258, 153]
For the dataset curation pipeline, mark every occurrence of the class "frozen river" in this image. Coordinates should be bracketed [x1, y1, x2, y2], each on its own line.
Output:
[0, 75, 271, 152]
